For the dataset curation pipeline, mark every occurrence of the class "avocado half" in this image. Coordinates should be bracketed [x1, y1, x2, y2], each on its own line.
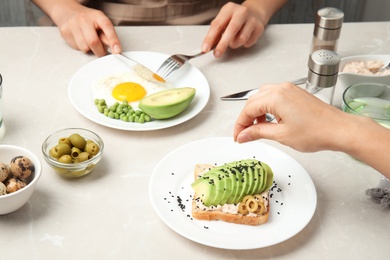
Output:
[139, 87, 196, 119]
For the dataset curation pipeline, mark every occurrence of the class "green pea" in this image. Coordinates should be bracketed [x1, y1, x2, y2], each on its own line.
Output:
[85, 142, 100, 155]
[69, 133, 87, 149]
[78, 152, 92, 162]
[98, 99, 106, 106]
[145, 115, 151, 122]
[108, 111, 115, 118]
[58, 154, 73, 163]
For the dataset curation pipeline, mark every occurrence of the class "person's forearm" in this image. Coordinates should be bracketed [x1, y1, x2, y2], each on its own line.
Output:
[243, 0, 288, 25]
[334, 114, 390, 179]
[32, 0, 83, 26]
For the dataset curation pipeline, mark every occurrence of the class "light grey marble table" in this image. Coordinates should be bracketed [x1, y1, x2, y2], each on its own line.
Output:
[0, 22, 389, 259]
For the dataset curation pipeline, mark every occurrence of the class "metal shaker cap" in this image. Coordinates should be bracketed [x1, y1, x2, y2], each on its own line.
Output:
[316, 7, 344, 29]
[308, 50, 340, 88]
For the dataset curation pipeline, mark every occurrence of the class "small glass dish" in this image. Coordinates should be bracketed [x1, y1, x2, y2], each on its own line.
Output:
[342, 82, 390, 129]
[42, 128, 104, 178]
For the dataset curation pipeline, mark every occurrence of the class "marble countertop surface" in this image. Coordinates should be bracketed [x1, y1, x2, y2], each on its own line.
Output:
[0, 22, 389, 259]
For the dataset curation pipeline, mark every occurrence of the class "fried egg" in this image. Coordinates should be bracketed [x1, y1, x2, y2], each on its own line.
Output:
[93, 65, 171, 108]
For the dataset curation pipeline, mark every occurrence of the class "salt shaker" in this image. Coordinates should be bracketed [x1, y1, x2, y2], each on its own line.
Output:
[305, 50, 340, 105]
[310, 7, 344, 54]
[0, 74, 5, 140]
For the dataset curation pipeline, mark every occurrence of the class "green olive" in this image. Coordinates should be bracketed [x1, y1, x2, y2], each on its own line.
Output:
[58, 154, 72, 163]
[71, 147, 82, 159]
[238, 202, 249, 215]
[49, 147, 60, 159]
[69, 133, 87, 149]
[58, 137, 72, 147]
[54, 143, 71, 157]
[246, 197, 259, 213]
[85, 142, 100, 155]
[78, 152, 92, 162]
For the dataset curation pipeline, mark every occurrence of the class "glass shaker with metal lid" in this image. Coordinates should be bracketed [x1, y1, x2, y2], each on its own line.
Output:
[310, 7, 344, 53]
[305, 49, 340, 105]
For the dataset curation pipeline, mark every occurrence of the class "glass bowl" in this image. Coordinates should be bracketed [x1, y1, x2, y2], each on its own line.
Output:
[0, 145, 42, 215]
[42, 128, 104, 178]
[342, 82, 390, 129]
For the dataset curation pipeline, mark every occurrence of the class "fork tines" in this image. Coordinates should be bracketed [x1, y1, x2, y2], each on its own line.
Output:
[156, 57, 183, 79]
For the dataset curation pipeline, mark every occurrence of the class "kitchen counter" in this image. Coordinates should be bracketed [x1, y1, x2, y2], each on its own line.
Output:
[0, 22, 389, 259]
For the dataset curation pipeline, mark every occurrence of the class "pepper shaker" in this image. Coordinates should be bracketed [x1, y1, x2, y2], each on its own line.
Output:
[310, 7, 344, 54]
[305, 50, 340, 105]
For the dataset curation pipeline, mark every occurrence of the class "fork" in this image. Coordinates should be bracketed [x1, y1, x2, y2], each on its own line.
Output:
[156, 49, 213, 79]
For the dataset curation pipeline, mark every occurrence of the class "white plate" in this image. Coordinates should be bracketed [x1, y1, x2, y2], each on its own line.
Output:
[149, 137, 317, 250]
[68, 51, 210, 131]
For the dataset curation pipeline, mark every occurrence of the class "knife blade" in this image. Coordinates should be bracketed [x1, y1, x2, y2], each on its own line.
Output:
[114, 52, 166, 82]
[220, 77, 307, 100]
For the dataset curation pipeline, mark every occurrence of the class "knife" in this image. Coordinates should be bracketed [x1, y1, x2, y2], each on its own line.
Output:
[220, 77, 307, 100]
[113, 52, 166, 82]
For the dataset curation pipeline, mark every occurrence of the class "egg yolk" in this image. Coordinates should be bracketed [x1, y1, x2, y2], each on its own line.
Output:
[112, 82, 146, 102]
[153, 73, 166, 83]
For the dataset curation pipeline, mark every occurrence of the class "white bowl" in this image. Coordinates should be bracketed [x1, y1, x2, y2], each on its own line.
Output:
[338, 54, 390, 88]
[332, 54, 390, 108]
[0, 145, 42, 215]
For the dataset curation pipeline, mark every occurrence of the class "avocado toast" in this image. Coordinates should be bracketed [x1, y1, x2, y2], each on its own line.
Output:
[191, 159, 274, 226]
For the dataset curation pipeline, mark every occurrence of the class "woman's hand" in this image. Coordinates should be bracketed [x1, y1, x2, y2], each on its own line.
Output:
[55, 5, 121, 57]
[202, 2, 265, 58]
[233, 82, 351, 152]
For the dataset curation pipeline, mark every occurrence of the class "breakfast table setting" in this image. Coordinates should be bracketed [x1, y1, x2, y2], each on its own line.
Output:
[0, 20, 389, 259]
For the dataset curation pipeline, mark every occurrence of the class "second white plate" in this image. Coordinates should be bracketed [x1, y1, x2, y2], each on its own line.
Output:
[149, 137, 317, 249]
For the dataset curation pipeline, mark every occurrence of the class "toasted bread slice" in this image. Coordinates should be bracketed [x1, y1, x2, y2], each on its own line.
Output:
[192, 164, 270, 226]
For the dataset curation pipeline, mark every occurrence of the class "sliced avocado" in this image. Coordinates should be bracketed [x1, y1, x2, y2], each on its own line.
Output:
[191, 176, 216, 207]
[217, 169, 233, 205]
[139, 87, 196, 119]
[247, 165, 258, 195]
[226, 167, 241, 204]
[236, 167, 252, 202]
[262, 162, 274, 191]
[251, 164, 264, 195]
[203, 171, 225, 206]
[259, 163, 267, 193]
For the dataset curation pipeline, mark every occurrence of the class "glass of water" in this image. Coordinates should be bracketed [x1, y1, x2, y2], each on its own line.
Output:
[343, 82, 390, 190]
[342, 82, 390, 129]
